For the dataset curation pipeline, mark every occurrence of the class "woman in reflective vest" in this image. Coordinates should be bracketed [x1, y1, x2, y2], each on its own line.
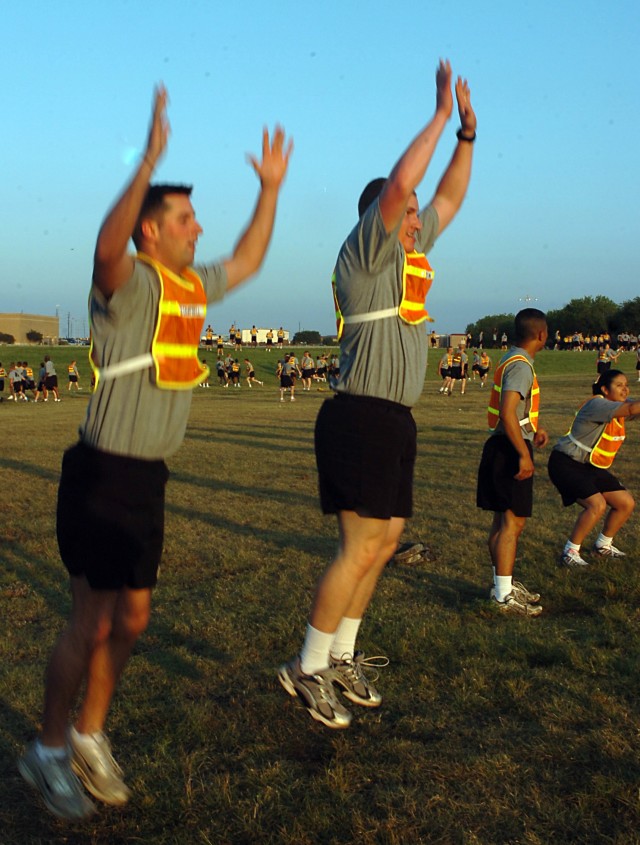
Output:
[548, 369, 640, 566]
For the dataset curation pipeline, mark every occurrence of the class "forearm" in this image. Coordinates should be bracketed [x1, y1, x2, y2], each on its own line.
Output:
[94, 158, 154, 267]
[387, 109, 449, 200]
[431, 140, 473, 229]
[500, 413, 530, 460]
[224, 184, 279, 290]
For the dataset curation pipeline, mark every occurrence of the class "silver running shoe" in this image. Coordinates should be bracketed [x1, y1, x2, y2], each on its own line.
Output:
[592, 543, 626, 558]
[18, 740, 96, 820]
[69, 727, 131, 806]
[490, 590, 543, 617]
[559, 550, 590, 568]
[510, 581, 541, 603]
[278, 657, 352, 729]
[330, 652, 389, 708]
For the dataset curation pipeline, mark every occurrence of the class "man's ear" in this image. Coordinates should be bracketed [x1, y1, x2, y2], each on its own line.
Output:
[141, 218, 159, 243]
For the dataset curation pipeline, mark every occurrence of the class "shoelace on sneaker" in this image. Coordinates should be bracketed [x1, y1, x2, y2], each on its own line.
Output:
[334, 653, 390, 685]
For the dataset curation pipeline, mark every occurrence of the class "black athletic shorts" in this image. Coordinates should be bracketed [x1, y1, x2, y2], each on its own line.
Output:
[476, 434, 534, 517]
[548, 449, 625, 507]
[57, 441, 169, 590]
[314, 393, 416, 519]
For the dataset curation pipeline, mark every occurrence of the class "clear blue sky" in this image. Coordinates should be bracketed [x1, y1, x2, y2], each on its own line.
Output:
[2, 0, 638, 337]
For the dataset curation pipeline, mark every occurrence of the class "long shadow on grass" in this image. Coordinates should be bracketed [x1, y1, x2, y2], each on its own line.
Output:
[186, 429, 313, 454]
[0, 456, 59, 482]
[0, 539, 231, 687]
[166, 500, 333, 558]
[187, 423, 313, 448]
[170, 470, 318, 507]
[387, 563, 487, 607]
[0, 542, 69, 617]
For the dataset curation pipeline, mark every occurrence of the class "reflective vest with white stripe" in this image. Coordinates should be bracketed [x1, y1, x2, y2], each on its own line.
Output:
[332, 250, 435, 340]
[566, 403, 626, 468]
[487, 353, 539, 433]
[91, 253, 208, 390]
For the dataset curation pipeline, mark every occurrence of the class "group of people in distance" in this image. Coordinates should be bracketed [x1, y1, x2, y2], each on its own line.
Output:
[0, 356, 62, 402]
[208, 355, 264, 389]
[437, 345, 493, 394]
[553, 330, 640, 352]
[16, 59, 638, 827]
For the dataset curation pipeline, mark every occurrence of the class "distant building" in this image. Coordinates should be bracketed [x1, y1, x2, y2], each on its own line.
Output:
[0, 313, 59, 343]
[448, 333, 469, 349]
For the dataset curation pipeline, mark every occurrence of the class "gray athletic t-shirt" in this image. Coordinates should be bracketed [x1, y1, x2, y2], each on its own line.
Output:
[553, 396, 625, 463]
[334, 199, 439, 408]
[491, 347, 536, 442]
[80, 259, 227, 459]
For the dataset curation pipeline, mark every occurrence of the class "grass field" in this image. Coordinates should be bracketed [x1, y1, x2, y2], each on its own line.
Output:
[2, 345, 640, 844]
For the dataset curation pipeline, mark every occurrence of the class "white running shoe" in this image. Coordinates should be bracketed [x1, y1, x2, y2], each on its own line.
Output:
[69, 728, 131, 806]
[18, 740, 95, 820]
[559, 549, 590, 568]
[592, 543, 626, 558]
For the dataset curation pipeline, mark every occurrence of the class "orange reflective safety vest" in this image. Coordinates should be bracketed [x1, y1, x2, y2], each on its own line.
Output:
[487, 354, 539, 433]
[332, 250, 435, 340]
[566, 404, 626, 468]
[91, 253, 208, 390]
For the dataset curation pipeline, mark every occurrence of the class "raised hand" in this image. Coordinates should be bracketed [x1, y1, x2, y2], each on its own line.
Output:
[455, 76, 476, 135]
[435, 59, 453, 119]
[144, 85, 170, 169]
[247, 126, 293, 189]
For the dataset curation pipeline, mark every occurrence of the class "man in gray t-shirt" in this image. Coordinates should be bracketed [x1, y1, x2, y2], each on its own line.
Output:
[279, 60, 476, 729]
[19, 86, 292, 821]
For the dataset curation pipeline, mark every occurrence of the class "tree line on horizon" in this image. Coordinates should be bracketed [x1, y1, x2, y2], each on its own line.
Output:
[465, 295, 640, 344]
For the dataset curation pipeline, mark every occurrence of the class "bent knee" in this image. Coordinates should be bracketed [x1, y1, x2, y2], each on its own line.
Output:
[587, 498, 608, 519]
[116, 607, 151, 641]
[620, 493, 635, 515]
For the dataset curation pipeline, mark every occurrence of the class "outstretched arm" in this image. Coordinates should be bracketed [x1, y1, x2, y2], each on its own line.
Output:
[223, 127, 293, 290]
[430, 75, 477, 234]
[93, 87, 169, 298]
[378, 59, 454, 234]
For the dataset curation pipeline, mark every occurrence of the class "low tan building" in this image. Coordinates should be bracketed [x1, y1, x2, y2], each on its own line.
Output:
[0, 313, 59, 344]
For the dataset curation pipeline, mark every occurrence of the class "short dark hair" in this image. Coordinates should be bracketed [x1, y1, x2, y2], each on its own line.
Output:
[593, 369, 624, 396]
[514, 308, 547, 343]
[132, 183, 193, 249]
[358, 178, 387, 218]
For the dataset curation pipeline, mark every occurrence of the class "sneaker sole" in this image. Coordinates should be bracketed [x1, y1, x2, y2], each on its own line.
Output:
[277, 666, 351, 729]
[491, 601, 543, 617]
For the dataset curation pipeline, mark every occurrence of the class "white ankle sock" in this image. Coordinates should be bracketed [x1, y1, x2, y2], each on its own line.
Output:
[330, 617, 362, 661]
[300, 624, 335, 675]
[494, 575, 513, 602]
[564, 540, 581, 554]
[36, 739, 67, 760]
[595, 533, 613, 549]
